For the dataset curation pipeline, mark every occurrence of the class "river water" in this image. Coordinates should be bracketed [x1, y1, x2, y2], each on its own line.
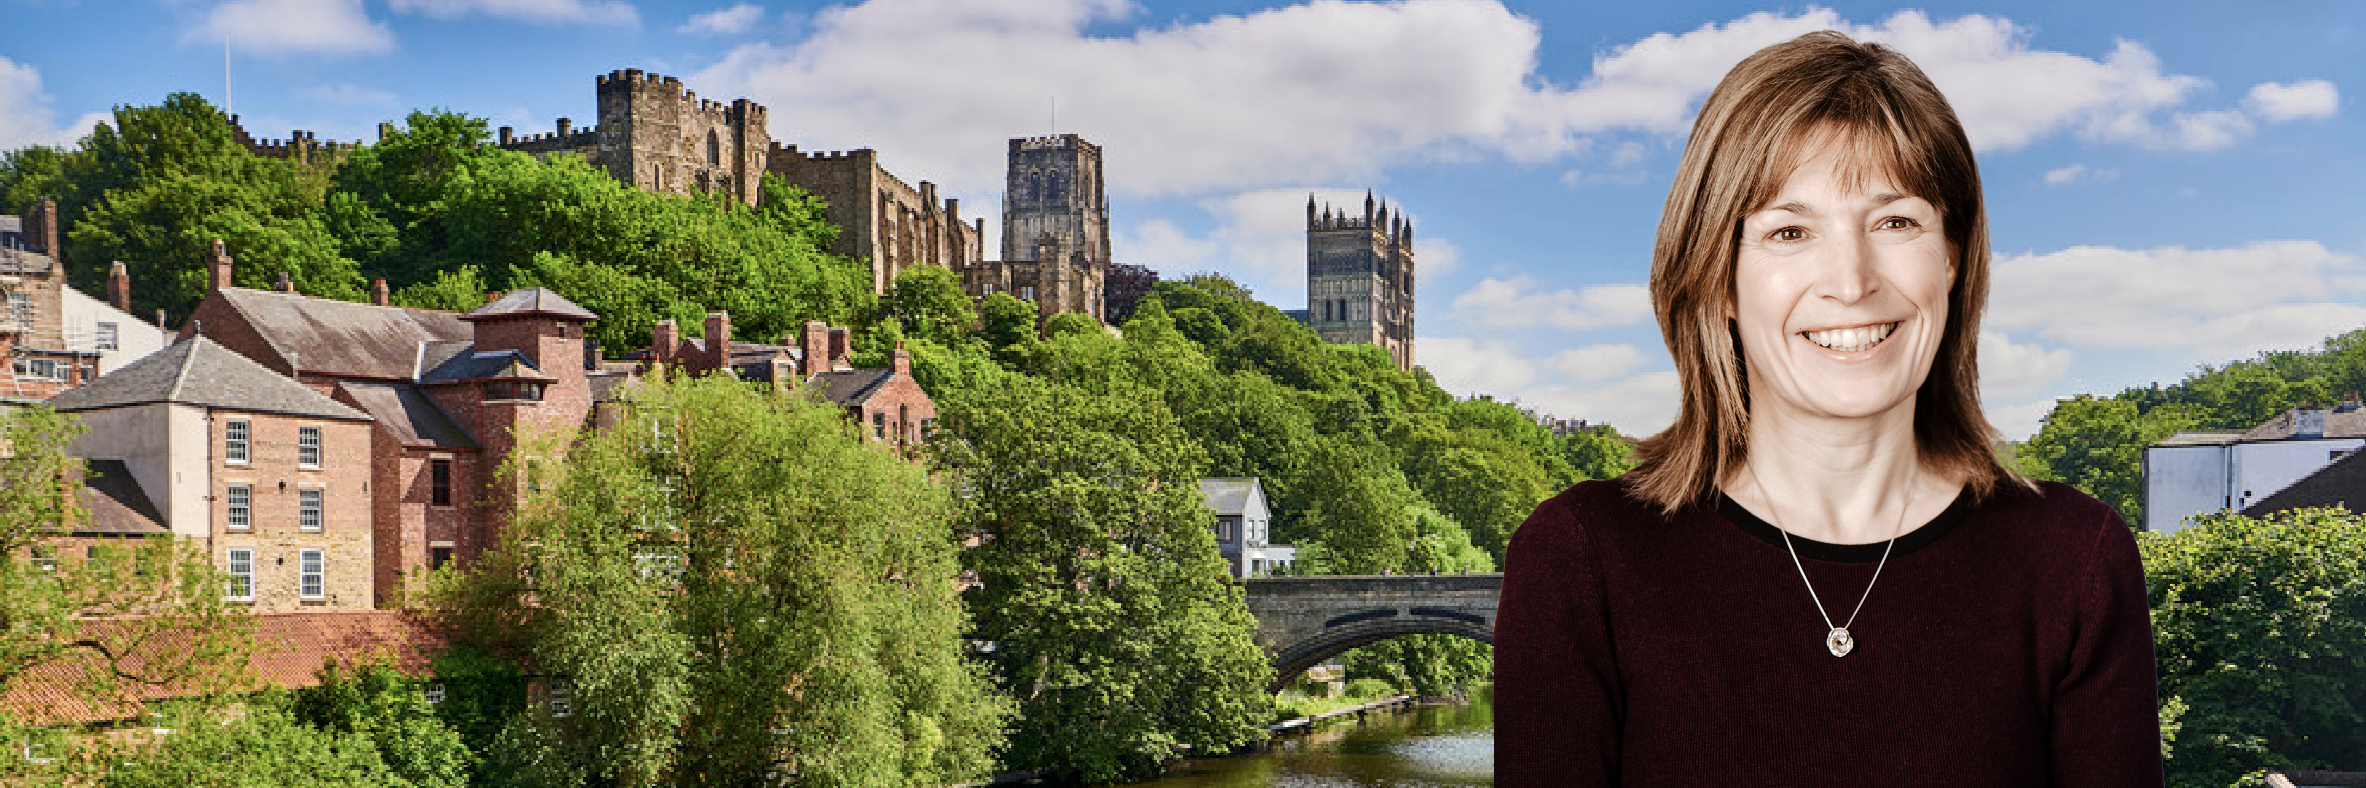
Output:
[1120, 687, 1494, 788]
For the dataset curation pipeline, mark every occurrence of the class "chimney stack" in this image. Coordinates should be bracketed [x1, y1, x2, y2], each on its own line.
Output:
[652, 319, 680, 368]
[800, 320, 829, 377]
[209, 239, 234, 293]
[892, 341, 911, 378]
[275, 271, 294, 293]
[827, 328, 850, 372]
[27, 197, 60, 266]
[702, 311, 731, 371]
[107, 261, 130, 312]
[371, 278, 390, 306]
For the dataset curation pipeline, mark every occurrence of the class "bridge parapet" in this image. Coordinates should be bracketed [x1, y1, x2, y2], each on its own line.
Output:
[1242, 574, 1502, 692]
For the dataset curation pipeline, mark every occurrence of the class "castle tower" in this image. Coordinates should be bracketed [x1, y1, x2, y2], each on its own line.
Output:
[592, 69, 772, 205]
[1001, 134, 1110, 321]
[1307, 191, 1416, 371]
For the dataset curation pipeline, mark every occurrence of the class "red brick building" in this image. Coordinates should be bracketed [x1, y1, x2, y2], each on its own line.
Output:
[0, 198, 102, 401]
[179, 246, 614, 603]
[639, 313, 935, 452]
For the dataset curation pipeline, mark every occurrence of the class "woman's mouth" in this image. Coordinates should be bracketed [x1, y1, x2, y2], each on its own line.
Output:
[1801, 321, 1900, 353]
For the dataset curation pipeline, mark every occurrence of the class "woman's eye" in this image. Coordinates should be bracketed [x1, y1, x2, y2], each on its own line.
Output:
[1878, 216, 1917, 231]
[1771, 227, 1806, 241]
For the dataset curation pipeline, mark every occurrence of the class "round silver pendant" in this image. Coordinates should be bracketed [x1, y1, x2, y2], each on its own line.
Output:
[1826, 627, 1855, 657]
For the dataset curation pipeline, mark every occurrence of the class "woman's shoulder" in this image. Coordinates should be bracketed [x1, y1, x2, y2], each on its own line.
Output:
[1970, 478, 2138, 556]
[1508, 476, 1671, 555]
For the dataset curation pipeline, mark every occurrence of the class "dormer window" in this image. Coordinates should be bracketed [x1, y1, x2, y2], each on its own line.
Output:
[485, 381, 546, 401]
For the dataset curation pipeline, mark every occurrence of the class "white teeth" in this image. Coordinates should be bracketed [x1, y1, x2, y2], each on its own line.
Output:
[1804, 322, 1898, 352]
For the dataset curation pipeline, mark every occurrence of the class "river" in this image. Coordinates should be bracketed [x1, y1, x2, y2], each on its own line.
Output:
[1120, 686, 1494, 788]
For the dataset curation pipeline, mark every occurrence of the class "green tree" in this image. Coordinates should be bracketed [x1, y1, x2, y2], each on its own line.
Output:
[432, 373, 1006, 787]
[879, 264, 980, 350]
[1342, 506, 1496, 698]
[2017, 396, 2201, 526]
[291, 659, 473, 788]
[1293, 440, 1421, 573]
[2145, 508, 2366, 787]
[0, 145, 69, 214]
[935, 372, 1274, 783]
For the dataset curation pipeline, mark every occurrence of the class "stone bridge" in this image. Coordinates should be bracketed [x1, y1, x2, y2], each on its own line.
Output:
[1241, 573, 1501, 692]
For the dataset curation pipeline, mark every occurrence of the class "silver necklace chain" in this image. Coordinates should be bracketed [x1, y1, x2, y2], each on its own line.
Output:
[1749, 469, 1914, 658]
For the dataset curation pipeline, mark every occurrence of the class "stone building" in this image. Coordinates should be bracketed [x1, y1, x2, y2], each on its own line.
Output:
[962, 134, 1111, 322]
[491, 69, 983, 296]
[46, 334, 378, 611]
[1306, 192, 1416, 371]
[639, 312, 936, 453]
[0, 199, 103, 402]
[769, 146, 986, 295]
[180, 243, 616, 602]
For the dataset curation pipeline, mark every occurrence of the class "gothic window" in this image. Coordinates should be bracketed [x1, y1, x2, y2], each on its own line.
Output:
[706, 130, 721, 166]
[1046, 174, 1063, 202]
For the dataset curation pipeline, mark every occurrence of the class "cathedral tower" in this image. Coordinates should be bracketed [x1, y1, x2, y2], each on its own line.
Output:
[999, 134, 1110, 321]
[1306, 191, 1415, 371]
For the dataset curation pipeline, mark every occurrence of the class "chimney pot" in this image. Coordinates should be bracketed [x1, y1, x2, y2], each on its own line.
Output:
[371, 278, 390, 306]
[208, 240, 235, 293]
[275, 271, 293, 293]
[108, 261, 131, 313]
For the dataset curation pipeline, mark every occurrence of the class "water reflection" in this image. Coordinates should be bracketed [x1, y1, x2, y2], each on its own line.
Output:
[1122, 687, 1493, 788]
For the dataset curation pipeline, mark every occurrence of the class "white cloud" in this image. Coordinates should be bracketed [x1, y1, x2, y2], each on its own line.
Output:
[0, 56, 105, 150]
[1419, 336, 1681, 435]
[1111, 218, 1218, 279]
[1977, 330, 2076, 401]
[2040, 163, 2119, 186]
[1987, 241, 2366, 361]
[390, 0, 637, 25]
[298, 83, 399, 108]
[680, 4, 762, 34]
[695, 2, 2298, 200]
[1450, 276, 1653, 331]
[193, 0, 395, 56]
[2245, 79, 2339, 122]
[1103, 187, 1431, 306]
[1550, 343, 1647, 383]
[1985, 396, 2063, 443]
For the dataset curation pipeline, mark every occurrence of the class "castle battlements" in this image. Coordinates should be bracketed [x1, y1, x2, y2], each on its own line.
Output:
[1013, 134, 1097, 153]
[597, 68, 768, 123]
[771, 143, 877, 164]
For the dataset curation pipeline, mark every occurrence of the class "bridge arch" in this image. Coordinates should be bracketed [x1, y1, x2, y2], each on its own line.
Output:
[1240, 574, 1501, 694]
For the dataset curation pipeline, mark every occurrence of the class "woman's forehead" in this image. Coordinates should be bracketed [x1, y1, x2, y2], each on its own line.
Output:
[1755, 123, 1930, 209]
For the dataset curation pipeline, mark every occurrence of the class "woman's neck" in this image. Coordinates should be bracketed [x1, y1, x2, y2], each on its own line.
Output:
[1725, 395, 1954, 545]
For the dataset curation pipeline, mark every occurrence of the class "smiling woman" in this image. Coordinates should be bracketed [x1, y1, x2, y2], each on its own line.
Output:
[1495, 31, 2165, 786]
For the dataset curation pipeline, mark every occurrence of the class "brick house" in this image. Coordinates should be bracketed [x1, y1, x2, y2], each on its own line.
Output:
[0, 198, 104, 402]
[178, 247, 612, 603]
[639, 313, 935, 452]
[46, 335, 376, 610]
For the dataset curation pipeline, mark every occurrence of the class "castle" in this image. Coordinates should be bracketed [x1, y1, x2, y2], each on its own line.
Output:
[1306, 192, 1416, 371]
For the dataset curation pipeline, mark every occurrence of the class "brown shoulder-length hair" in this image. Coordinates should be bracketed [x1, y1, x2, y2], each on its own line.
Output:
[1626, 30, 2030, 514]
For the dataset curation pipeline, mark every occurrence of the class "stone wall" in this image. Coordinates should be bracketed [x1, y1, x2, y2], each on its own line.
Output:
[208, 410, 374, 610]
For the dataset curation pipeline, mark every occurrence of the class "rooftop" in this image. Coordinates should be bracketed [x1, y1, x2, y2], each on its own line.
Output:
[47, 335, 372, 422]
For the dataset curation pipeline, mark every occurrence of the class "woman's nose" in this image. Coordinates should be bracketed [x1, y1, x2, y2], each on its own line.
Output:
[1818, 229, 1879, 304]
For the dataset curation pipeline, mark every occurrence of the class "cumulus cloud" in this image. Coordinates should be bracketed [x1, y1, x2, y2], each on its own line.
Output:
[680, 4, 762, 34]
[1987, 241, 2366, 361]
[1423, 334, 1681, 434]
[193, 0, 395, 56]
[1450, 276, 1653, 331]
[1551, 343, 1648, 383]
[2245, 79, 2339, 122]
[2040, 163, 2119, 186]
[1977, 330, 2076, 401]
[0, 56, 107, 150]
[1106, 187, 1433, 306]
[390, 0, 637, 25]
[695, 2, 2316, 200]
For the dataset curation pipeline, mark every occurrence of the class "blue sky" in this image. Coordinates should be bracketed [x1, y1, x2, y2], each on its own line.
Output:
[1, 0, 2359, 439]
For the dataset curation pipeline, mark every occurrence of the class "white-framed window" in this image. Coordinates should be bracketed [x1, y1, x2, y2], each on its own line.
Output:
[297, 425, 322, 469]
[424, 683, 447, 704]
[224, 420, 250, 465]
[300, 549, 325, 599]
[548, 678, 571, 718]
[226, 484, 252, 530]
[30, 544, 57, 573]
[12, 358, 66, 382]
[299, 488, 323, 531]
[225, 548, 254, 601]
[8, 291, 29, 329]
[95, 321, 118, 351]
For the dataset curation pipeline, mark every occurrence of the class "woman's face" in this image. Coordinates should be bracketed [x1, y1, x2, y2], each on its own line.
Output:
[1730, 133, 1955, 425]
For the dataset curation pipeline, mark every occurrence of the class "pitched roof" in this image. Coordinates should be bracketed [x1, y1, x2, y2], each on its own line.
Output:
[1, 610, 448, 724]
[216, 287, 472, 381]
[2245, 448, 2366, 517]
[75, 459, 168, 535]
[337, 381, 477, 449]
[463, 287, 596, 322]
[810, 368, 893, 407]
[421, 349, 552, 384]
[1199, 477, 1263, 516]
[2242, 406, 2366, 441]
[46, 335, 371, 421]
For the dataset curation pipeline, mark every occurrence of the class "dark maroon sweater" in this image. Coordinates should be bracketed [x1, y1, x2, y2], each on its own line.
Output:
[1495, 477, 2163, 787]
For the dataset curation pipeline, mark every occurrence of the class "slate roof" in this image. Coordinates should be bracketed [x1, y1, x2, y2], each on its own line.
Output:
[1, 610, 447, 724]
[75, 459, 168, 535]
[215, 288, 471, 381]
[463, 287, 597, 322]
[1199, 477, 1263, 517]
[2242, 406, 2366, 441]
[2154, 430, 2250, 447]
[338, 381, 478, 449]
[46, 335, 371, 421]
[810, 368, 893, 407]
[2245, 448, 2366, 517]
[420, 349, 552, 384]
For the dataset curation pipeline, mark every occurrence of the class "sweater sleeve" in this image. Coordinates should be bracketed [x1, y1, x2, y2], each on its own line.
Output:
[2050, 507, 2167, 788]
[1495, 493, 1622, 787]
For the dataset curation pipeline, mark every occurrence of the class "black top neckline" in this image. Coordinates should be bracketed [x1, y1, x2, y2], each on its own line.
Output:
[1717, 486, 1972, 563]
